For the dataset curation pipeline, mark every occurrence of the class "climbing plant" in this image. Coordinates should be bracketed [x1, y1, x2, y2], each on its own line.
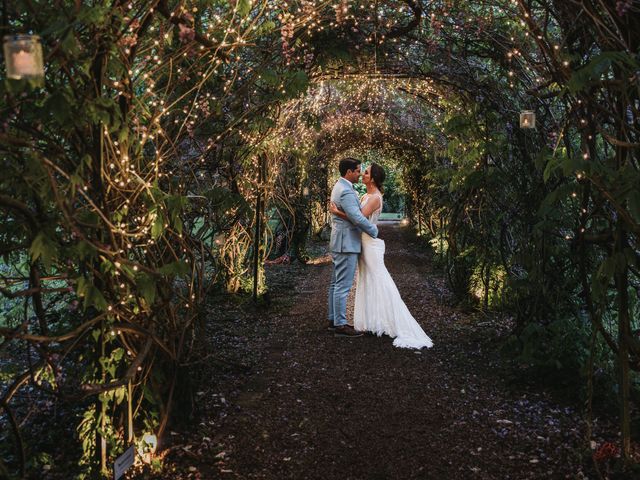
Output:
[0, 0, 306, 476]
[1, 0, 638, 477]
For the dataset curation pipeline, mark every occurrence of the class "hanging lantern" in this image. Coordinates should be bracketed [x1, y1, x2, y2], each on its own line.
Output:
[519, 110, 536, 129]
[302, 186, 310, 197]
[3, 35, 44, 80]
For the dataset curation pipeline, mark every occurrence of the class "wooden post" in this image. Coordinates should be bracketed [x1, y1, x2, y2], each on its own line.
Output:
[616, 221, 631, 464]
[253, 156, 265, 302]
[99, 321, 107, 475]
[439, 214, 444, 263]
[127, 380, 133, 444]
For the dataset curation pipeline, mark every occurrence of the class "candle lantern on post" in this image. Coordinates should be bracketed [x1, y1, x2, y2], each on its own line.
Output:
[519, 110, 536, 129]
[3, 35, 44, 81]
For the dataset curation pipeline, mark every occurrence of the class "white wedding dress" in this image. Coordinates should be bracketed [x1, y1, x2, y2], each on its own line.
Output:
[354, 193, 433, 349]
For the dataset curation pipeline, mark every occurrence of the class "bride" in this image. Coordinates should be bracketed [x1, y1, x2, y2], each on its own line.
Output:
[330, 163, 433, 350]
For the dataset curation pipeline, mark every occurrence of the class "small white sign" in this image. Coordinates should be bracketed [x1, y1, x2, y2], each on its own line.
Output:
[113, 445, 135, 480]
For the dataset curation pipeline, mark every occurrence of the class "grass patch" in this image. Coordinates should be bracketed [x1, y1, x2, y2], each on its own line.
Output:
[379, 212, 403, 220]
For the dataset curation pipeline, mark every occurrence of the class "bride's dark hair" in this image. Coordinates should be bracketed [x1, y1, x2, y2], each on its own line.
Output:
[370, 163, 386, 194]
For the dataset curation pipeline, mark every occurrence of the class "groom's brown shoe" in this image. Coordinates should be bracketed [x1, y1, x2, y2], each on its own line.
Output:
[334, 325, 364, 337]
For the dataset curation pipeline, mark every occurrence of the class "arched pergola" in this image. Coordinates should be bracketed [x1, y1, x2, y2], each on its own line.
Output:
[1, 1, 639, 475]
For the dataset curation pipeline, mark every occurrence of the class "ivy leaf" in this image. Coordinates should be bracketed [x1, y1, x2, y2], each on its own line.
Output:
[163, 29, 174, 45]
[538, 184, 575, 216]
[86, 97, 121, 130]
[117, 128, 129, 145]
[326, 46, 352, 63]
[114, 386, 126, 405]
[568, 52, 638, 93]
[560, 155, 588, 177]
[69, 173, 83, 196]
[157, 261, 189, 276]
[44, 90, 73, 126]
[76, 5, 111, 27]
[166, 194, 188, 234]
[256, 20, 276, 35]
[151, 212, 165, 239]
[60, 30, 81, 57]
[259, 69, 279, 87]
[29, 232, 58, 270]
[135, 272, 156, 305]
[112, 348, 124, 362]
[75, 240, 98, 261]
[237, 0, 252, 16]
[76, 276, 108, 311]
[173, 217, 183, 235]
[142, 384, 157, 405]
[542, 154, 563, 182]
[286, 70, 308, 97]
[76, 209, 101, 228]
[40, 17, 69, 36]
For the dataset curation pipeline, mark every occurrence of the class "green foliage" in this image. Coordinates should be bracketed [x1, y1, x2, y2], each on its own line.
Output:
[76, 276, 109, 311]
[135, 273, 157, 305]
[0, 0, 282, 475]
[568, 52, 639, 93]
[502, 318, 591, 373]
[28, 232, 58, 271]
[1, 0, 640, 475]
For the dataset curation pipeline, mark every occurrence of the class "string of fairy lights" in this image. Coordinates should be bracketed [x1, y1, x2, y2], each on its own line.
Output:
[1, 1, 589, 310]
[4, 1, 634, 469]
[2, 0, 614, 338]
[105, 0, 575, 184]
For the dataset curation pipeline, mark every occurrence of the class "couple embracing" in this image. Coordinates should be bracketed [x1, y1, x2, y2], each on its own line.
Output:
[327, 158, 433, 350]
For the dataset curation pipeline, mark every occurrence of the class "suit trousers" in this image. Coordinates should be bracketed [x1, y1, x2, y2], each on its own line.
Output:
[327, 252, 358, 326]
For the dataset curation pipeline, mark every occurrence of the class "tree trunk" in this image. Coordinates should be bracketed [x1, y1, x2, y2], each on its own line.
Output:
[615, 220, 631, 464]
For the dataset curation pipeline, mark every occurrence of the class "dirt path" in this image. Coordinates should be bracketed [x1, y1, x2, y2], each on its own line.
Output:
[157, 224, 591, 479]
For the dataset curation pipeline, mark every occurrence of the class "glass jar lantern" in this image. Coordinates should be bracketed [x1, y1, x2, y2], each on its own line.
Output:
[519, 110, 536, 129]
[3, 35, 44, 80]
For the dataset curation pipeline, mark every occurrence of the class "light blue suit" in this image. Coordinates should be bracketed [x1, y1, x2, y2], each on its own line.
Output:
[328, 178, 379, 327]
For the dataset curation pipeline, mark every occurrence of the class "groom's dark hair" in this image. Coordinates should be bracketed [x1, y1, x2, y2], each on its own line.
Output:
[339, 157, 361, 177]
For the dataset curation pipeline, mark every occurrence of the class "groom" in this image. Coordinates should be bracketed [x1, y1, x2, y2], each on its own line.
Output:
[327, 158, 379, 337]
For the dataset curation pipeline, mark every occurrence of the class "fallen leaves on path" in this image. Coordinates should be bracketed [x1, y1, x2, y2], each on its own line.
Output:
[151, 225, 617, 480]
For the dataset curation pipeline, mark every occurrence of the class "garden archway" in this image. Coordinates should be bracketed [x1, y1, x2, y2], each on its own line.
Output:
[1, 0, 639, 476]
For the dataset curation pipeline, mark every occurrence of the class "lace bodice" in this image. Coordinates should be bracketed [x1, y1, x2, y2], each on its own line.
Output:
[361, 192, 383, 224]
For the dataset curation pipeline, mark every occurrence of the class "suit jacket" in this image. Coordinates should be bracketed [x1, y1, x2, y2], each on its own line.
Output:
[329, 178, 378, 253]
